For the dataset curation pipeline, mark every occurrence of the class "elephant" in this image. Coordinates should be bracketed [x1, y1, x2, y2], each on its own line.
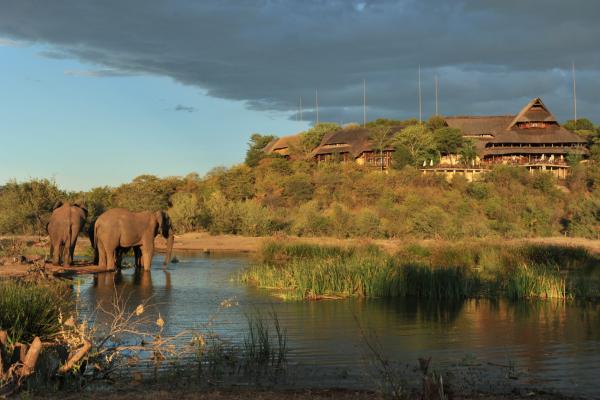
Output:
[47, 201, 88, 267]
[93, 208, 174, 271]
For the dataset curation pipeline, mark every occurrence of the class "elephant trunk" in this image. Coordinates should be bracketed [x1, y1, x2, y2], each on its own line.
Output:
[163, 232, 174, 266]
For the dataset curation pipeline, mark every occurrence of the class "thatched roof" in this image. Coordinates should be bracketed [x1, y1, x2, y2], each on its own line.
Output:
[263, 134, 301, 156]
[444, 98, 587, 157]
[312, 126, 402, 157]
[445, 115, 514, 136]
[508, 97, 557, 128]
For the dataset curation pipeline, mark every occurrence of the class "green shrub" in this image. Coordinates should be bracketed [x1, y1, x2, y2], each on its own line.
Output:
[0, 279, 71, 342]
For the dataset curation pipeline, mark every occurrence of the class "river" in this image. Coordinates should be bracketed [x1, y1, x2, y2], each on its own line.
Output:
[74, 252, 600, 398]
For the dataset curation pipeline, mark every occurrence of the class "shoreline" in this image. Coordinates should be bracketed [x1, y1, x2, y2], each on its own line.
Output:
[2, 233, 600, 278]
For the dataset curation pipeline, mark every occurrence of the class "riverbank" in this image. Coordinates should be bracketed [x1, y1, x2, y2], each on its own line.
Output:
[2, 233, 600, 278]
[44, 388, 578, 400]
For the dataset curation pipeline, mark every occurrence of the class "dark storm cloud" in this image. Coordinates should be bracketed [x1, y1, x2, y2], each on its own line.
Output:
[0, 0, 598, 122]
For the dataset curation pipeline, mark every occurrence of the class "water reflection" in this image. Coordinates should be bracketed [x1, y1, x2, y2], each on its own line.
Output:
[75, 253, 600, 397]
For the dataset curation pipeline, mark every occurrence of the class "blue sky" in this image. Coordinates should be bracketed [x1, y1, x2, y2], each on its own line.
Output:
[0, 42, 307, 190]
[0, 1, 599, 190]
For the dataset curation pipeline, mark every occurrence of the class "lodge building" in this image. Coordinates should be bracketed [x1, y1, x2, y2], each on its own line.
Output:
[263, 97, 588, 178]
[442, 98, 588, 178]
[311, 126, 404, 169]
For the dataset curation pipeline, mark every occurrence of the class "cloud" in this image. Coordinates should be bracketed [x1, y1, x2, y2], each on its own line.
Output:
[174, 104, 196, 113]
[64, 68, 134, 78]
[0, 37, 26, 47]
[0, 0, 598, 122]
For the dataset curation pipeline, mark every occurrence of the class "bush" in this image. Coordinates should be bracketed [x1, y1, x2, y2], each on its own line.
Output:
[169, 191, 205, 233]
[283, 174, 314, 205]
[238, 201, 274, 236]
[0, 179, 63, 234]
[290, 201, 330, 236]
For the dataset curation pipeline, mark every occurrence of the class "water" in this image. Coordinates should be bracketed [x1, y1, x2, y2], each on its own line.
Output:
[75, 252, 600, 397]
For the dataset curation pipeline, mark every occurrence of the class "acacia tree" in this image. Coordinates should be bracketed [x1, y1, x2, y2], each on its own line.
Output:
[393, 125, 435, 167]
[369, 126, 394, 171]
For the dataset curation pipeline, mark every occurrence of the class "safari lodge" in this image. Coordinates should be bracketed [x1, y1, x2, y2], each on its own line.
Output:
[264, 97, 588, 178]
[442, 98, 587, 178]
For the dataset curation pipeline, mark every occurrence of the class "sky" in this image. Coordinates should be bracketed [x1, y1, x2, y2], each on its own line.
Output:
[0, 0, 599, 190]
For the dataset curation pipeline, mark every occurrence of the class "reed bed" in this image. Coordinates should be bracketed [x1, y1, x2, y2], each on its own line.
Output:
[0, 279, 71, 342]
[240, 241, 600, 301]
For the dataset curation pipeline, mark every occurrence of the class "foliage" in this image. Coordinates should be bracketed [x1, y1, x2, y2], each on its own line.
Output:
[113, 175, 177, 212]
[169, 191, 204, 233]
[433, 127, 464, 155]
[0, 179, 63, 234]
[0, 279, 71, 342]
[299, 122, 340, 154]
[4, 143, 600, 240]
[245, 133, 277, 167]
[393, 124, 435, 166]
[241, 241, 600, 301]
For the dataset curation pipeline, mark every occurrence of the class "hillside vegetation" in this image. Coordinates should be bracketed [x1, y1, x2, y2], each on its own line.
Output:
[2, 118, 600, 240]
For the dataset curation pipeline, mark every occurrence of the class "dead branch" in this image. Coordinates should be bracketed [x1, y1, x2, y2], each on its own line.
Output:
[58, 340, 91, 374]
[21, 337, 42, 377]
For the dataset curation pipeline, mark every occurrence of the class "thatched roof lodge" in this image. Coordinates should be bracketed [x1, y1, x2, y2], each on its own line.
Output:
[443, 98, 587, 178]
[263, 134, 301, 158]
[311, 125, 404, 168]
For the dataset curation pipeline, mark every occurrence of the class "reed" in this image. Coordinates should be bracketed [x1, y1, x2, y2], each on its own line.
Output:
[241, 241, 600, 301]
[0, 279, 71, 342]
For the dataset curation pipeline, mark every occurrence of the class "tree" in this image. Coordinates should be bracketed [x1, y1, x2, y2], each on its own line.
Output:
[169, 192, 204, 233]
[218, 165, 255, 201]
[564, 118, 596, 132]
[245, 133, 276, 167]
[0, 179, 63, 234]
[299, 123, 340, 154]
[563, 118, 598, 145]
[391, 144, 414, 169]
[113, 175, 177, 212]
[459, 140, 478, 166]
[393, 125, 435, 166]
[426, 115, 447, 131]
[433, 127, 464, 155]
[369, 126, 394, 171]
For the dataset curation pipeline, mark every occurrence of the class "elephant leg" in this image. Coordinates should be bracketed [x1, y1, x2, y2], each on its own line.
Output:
[115, 247, 123, 269]
[134, 247, 142, 269]
[50, 241, 61, 266]
[57, 242, 65, 266]
[98, 241, 107, 268]
[68, 237, 78, 266]
[141, 245, 153, 271]
[63, 242, 71, 267]
[106, 246, 117, 271]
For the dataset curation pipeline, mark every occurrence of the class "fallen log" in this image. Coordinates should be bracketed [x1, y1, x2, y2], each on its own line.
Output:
[21, 337, 42, 378]
[58, 340, 91, 374]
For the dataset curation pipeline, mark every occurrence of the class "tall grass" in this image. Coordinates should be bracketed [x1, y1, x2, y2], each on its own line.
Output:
[0, 279, 71, 342]
[241, 241, 600, 301]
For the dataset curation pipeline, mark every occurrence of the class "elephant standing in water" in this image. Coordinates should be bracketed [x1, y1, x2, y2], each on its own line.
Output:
[47, 201, 88, 266]
[93, 208, 174, 271]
